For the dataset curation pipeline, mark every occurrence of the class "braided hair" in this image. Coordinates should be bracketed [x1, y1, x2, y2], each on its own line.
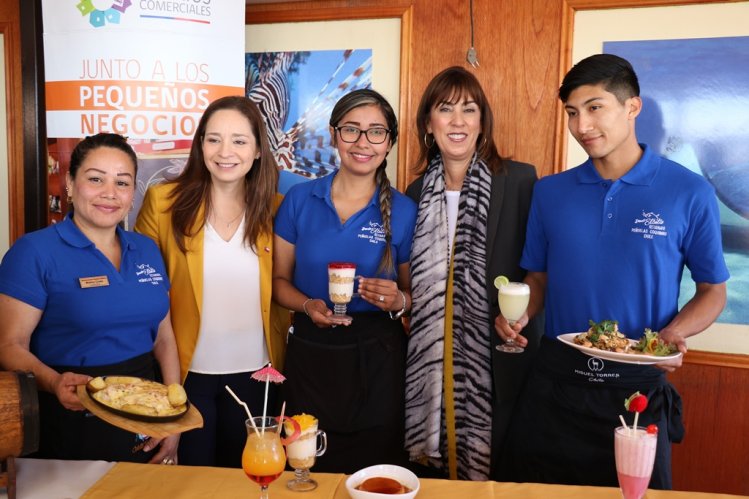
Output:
[329, 89, 398, 277]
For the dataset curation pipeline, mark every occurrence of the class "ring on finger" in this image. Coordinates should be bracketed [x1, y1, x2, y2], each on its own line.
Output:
[378, 295, 385, 302]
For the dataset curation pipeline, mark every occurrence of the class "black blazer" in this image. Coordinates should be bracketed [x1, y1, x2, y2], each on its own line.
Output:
[406, 158, 544, 479]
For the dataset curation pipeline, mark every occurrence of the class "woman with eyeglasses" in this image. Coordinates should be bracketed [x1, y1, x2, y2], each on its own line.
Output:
[273, 88, 417, 473]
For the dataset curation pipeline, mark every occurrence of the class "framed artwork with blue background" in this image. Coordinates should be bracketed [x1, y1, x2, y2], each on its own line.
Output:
[568, 2, 749, 344]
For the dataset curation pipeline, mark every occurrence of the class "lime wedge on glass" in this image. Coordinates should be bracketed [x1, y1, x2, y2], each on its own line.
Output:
[493, 275, 510, 289]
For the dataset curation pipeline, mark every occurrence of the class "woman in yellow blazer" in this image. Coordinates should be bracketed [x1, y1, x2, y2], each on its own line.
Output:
[136, 96, 288, 468]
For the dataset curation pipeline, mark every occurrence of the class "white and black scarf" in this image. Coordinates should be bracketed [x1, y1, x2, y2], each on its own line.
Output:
[405, 153, 493, 480]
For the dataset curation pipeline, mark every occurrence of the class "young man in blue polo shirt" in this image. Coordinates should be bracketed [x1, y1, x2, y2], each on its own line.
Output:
[495, 54, 729, 488]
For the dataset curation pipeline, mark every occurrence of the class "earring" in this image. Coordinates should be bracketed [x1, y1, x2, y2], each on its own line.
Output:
[424, 133, 435, 148]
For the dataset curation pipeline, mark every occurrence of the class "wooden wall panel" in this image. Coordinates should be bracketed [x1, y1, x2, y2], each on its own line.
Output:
[246, 0, 567, 190]
[0, 1, 22, 242]
[668, 353, 749, 495]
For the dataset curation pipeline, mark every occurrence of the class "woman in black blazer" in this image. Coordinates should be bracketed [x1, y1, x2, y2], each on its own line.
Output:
[404, 66, 543, 481]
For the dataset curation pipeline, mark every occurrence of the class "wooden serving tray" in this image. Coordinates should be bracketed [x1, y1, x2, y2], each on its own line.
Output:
[77, 385, 203, 439]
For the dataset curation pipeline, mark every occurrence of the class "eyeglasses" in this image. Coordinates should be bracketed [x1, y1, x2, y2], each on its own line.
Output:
[334, 125, 391, 144]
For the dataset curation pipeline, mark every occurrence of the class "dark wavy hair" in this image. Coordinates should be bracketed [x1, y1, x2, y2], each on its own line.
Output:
[559, 54, 640, 104]
[329, 88, 398, 277]
[414, 66, 504, 175]
[167, 95, 278, 253]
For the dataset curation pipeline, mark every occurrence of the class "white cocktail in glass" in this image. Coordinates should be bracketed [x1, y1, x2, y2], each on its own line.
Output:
[614, 426, 657, 499]
[496, 281, 530, 353]
[328, 262, 356, 323]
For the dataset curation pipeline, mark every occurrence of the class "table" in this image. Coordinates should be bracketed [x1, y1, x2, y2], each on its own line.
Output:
[2, 459, 744, 498]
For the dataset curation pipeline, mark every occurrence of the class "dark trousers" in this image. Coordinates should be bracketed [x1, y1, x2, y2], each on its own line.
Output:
[178, 370, 276, 468]
[282, 312, 408, 474]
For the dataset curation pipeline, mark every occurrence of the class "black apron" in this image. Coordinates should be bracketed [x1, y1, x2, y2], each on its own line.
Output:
[499, 337, 684, 489]
[281, 312, 408, 474]
[35, 351, 159, 462]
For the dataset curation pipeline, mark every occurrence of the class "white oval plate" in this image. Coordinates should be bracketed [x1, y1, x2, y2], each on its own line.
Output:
[556, 332, 683, 365]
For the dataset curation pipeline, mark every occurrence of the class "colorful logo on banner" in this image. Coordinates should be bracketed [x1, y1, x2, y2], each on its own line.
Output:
[76, 0, 132, 28]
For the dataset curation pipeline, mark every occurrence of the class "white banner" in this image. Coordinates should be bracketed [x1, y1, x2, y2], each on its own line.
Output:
[42, 0, 245, 140]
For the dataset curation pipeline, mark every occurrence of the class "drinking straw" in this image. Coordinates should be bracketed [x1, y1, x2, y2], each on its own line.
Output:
[619, 414, 629, 432]
[277, 401, 286, 435]
[261, 371, 270, 435]
[633, 411, 641, 435]
[225, 385, 260, 437]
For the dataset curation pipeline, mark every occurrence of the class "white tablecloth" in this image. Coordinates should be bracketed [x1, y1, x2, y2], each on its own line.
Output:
[0, 458, 114, 499]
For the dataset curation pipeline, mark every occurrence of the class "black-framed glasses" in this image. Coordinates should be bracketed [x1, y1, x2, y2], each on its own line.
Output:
[334, 125, 391, 144]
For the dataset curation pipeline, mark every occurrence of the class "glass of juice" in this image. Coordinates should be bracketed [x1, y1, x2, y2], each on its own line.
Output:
[242, 417, 287, 499]
[614, 425, 657, 499]
[496, 281, 530, 353]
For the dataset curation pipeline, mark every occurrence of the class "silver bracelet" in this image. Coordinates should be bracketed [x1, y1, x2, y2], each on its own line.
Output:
[389, 290, 407, 320]
[301, 298, 314, 317]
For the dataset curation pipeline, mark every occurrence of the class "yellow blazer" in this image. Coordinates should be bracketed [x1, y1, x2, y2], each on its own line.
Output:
[135, 182, 288, 381]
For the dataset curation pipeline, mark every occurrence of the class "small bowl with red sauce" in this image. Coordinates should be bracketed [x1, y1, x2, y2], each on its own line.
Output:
[346, 464, 420, 498]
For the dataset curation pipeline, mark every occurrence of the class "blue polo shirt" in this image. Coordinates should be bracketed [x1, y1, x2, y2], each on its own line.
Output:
[0, 213, 170, 367]
[521, 145, 729, 338]
[275, 172, 417, 312]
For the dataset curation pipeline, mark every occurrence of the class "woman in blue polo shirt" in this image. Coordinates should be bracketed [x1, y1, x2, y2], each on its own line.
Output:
[273, 89, 417, 473]
[0, 133, 180, 463]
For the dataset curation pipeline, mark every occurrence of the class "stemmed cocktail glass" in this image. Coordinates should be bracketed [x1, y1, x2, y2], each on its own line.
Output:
[242, 417, 287, 499]
[496, 280, 530, 353]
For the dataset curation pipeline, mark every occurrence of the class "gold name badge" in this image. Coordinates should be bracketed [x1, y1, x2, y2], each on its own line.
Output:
[79, 275, 110, 288]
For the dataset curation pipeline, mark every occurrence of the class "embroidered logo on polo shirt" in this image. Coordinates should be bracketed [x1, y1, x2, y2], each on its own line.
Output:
[357, 221, 387, 245]
[630, 211, 668, 240]
[135, 263, 165, 285]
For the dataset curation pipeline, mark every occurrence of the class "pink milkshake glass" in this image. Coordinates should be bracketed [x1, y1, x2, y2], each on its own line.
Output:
[614, 426, 657, 499]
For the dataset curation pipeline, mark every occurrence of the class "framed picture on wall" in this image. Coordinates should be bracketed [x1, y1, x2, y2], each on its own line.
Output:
[245, 48, 373, 194]
[246, 11, 410, 189]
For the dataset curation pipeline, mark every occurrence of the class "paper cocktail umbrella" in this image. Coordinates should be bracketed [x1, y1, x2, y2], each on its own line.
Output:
[251, 364, 286, 432]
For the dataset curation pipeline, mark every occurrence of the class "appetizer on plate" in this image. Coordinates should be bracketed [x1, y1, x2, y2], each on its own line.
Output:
[572, 320, 677, 357]
[632, 328, 678, 356]
[574, 320, 631, 353]
[87, 376, 188, 418]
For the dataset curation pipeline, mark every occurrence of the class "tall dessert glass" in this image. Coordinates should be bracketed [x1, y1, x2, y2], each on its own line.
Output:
[284, 414, 327, 491]
[242, 417, 286, 499]
[614, 426, 657, 499]
[328, 262, 356, 323]
[496, 281, 530, 353]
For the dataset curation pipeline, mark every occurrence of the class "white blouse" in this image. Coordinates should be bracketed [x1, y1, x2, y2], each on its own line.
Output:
[189, 218, 268, 373]
[446, 190, 460, 254]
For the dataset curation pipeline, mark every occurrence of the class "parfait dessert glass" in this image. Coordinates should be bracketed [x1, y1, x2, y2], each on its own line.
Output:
[284, 414, 327, 491]
[328, 262, 356, 323]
